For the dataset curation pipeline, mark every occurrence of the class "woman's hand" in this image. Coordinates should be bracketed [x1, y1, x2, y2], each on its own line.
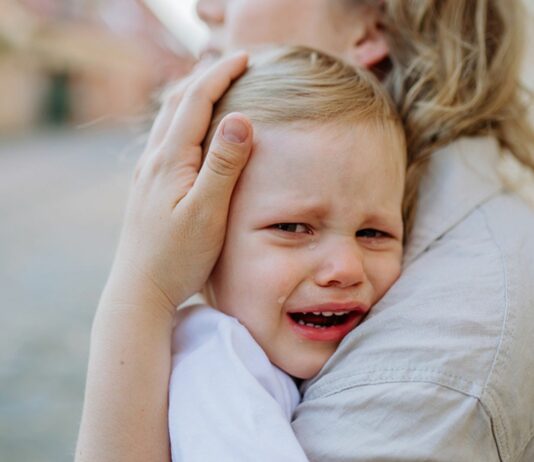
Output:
[76, 53, 252, 462]
[104, 52, 253, 315]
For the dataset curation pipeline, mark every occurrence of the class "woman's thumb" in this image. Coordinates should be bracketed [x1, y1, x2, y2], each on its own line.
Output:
[192, 113, 253, 206]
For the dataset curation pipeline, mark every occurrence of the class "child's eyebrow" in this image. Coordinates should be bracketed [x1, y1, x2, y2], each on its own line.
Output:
[255, 199, 330, 219]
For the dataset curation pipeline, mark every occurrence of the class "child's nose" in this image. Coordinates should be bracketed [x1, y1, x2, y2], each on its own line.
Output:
[313, 239, 365, 289]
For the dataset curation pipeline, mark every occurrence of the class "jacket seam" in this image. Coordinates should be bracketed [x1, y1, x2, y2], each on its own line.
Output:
[305, 367, 478, 398]
[304, 378, 502, 460]
[307, 376, 479, 401]
[477, 205, 511, 461]
[518, 435, 534, 461]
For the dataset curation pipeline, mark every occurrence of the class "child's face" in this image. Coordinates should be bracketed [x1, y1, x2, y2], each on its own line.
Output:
[210, 121, 405, 379]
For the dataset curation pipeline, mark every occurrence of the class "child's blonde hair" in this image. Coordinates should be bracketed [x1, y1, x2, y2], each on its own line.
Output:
[204, 46, 406, 173]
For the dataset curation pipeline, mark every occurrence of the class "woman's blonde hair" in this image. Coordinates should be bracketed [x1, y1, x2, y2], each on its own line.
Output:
[379, 0, 534, 229]
[204, 46, 406, 167]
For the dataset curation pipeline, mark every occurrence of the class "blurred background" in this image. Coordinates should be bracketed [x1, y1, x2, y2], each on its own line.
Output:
[0, 1, 204, 461]
[0, 1, 533, 461]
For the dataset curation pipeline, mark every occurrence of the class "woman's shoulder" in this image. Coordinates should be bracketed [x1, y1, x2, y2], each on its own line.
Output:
[317, 197, 534, 387]
[404, 136, 533, 262]
[479, 189, 534, 252]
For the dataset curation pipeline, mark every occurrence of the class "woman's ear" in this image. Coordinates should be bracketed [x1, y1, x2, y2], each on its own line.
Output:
[351, 32, 389, 69]
[343, 9, 390, 69]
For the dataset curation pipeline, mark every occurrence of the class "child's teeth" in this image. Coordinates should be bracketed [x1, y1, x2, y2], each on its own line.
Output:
[298, 320, 305, 325]
[322, 312, 334, 317]
[334, 311, 349, 316]
[305, 323, 315, 327]
[313, 311, 321, 315]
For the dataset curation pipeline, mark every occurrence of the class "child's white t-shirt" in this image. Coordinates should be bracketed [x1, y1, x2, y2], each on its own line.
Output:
[168, 304, 309, 462]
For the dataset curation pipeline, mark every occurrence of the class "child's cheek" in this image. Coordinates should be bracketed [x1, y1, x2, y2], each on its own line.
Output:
[366, 253, 402, 302]
[248, 246, 312, 302]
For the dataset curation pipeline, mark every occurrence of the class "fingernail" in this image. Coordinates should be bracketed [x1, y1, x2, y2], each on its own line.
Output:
[222, 117, 248, 143]
[231, 50, 248, 59]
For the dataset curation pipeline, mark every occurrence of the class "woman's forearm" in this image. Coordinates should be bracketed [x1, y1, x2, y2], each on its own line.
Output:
[75, 53, 251, 461]
[76, 280, 175, 462]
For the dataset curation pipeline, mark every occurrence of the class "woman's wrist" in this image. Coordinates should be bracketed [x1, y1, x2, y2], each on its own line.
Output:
[98, 258, 186, 319]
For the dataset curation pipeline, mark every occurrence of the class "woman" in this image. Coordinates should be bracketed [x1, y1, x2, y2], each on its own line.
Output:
[76, 1, 534, 461]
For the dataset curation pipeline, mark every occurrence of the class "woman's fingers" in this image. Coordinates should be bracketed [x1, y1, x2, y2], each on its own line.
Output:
[161, 51, 248, 157]
[137, 52, 248, 178]
[147, 55, 221, 148]
[146, 74, 194, 149]
[186, 113, 253, 214]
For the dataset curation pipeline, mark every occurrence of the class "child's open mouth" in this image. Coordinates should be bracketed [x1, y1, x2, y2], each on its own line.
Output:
[287, 309, 365, 342]
[288, 311, 353, 328]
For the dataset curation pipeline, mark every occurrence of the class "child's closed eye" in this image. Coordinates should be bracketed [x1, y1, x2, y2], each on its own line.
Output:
[356, 228, 392, 240]
[270, 223, 313, 234]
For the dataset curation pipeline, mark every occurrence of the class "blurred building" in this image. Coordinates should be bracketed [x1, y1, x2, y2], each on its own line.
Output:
[0, 0, 194, 132]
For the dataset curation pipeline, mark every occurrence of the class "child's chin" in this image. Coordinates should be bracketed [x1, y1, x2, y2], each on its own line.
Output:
[291, 370, 318, 380]
[280, 357, 328, 381]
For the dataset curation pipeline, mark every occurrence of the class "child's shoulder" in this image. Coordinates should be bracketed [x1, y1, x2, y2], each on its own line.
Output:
[172, 303, 250, 355]
[176, 303, 239, 333]
[170, 303, 301, 418]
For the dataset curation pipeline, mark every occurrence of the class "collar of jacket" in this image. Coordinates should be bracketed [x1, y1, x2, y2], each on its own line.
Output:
[404, 136, 504, 266]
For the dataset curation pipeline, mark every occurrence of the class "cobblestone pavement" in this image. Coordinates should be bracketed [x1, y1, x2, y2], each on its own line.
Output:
[0, 127, 143, 462]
